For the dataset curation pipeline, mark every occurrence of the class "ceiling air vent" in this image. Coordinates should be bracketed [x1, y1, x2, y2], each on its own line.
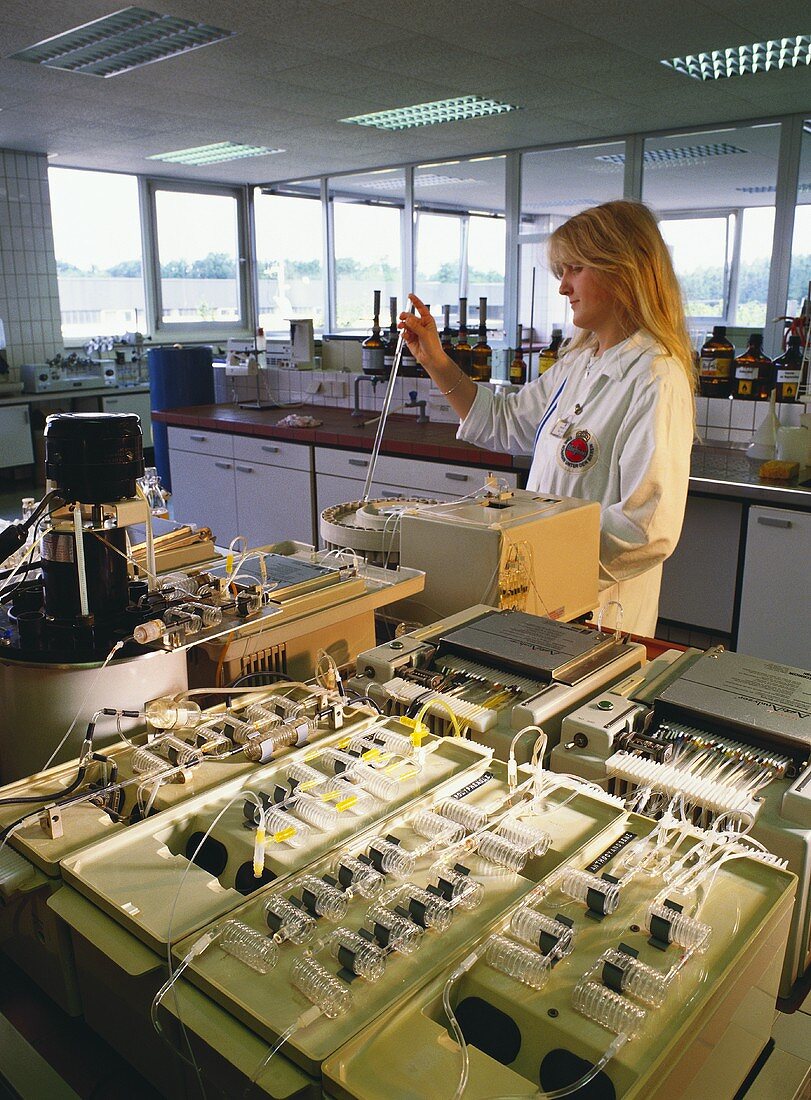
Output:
[8, 7, 235, 78]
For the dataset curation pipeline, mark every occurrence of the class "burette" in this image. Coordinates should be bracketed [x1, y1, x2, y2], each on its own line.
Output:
[361, 302, 416, 502]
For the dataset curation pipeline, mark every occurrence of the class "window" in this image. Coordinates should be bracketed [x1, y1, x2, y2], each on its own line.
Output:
[49, 167, 146, 340]
[254, 186, 324, 333]
[414, 211, 461, 327]
[643, 123, 781, 334]
[330, 170, 403, 331]
[787, 120, 811, 320]
[152, 185, 243, 327]
[519, 141, 625, 364]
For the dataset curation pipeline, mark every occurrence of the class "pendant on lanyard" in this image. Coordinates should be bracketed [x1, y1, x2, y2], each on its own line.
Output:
[550, 417, 573, 439]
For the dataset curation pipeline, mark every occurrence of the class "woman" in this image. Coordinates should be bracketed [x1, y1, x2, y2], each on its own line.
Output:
[399, 200, 696, 637]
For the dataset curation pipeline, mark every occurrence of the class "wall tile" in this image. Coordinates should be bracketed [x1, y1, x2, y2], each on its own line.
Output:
[707, 398, 732, 428]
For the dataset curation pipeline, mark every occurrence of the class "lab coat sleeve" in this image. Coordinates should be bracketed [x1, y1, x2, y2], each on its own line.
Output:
[599, 361, 693, 589]
[456, 363, 566, 456]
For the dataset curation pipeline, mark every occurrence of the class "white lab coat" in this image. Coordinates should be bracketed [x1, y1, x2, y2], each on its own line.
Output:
[458, 330, 694, 637]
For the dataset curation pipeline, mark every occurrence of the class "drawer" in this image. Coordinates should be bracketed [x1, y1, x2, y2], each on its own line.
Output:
[233, 434, 311, 471]
[167, 426, 233, 458]
[375, 455, 518, 495]
[315, 448, 377, 479]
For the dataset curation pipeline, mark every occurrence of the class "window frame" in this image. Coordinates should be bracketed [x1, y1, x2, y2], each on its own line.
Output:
[146, 178, 251, 337]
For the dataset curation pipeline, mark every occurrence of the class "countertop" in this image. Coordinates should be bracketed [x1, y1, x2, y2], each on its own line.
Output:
[0, 385, 150, 407]
[153, 403, 811, 509]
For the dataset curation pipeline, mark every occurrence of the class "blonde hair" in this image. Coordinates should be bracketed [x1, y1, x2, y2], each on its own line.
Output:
[548, 200, 696, 391]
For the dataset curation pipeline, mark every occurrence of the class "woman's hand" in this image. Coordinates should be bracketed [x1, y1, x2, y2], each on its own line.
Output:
[398, 294, 453, 375]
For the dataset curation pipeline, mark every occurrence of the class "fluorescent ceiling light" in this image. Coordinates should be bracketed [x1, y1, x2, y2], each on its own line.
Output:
[524, 199, 600, 209]
[355, 174, 479, 190]
[737, 183, 811, 193]
[9, 7, 235, 78]
[149, 143, 284, 166]
[420, 160, 461, 168]
[596, 142, 747, 168]
[662, 35, 810, 80]
[340, 96, 519, 131]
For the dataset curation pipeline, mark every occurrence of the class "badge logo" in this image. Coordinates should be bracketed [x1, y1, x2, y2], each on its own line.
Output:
[559, 429, 598, 471]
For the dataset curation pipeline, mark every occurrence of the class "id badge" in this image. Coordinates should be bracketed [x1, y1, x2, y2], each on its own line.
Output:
[550, 417, 572, 439]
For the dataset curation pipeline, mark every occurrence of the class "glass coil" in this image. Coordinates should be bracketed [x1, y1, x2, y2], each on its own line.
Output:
[476, 832, 528, 873]
[159, 571, 197, 596]
[411, 810, 465, 846]
[287, 762, 331, 794]
[178, 601, 222, 627]
[131, 747, 167, 776]
[157, 735, 203, 769]
[290, 954, 351, 1019]
[572, 979, 646, 1037]
[599, 948, 667, 1007]
[328, 927, 386, 982]
[297, 874, 349, 922]
[349, 762, 399, 802]
[364, 836, 416, 879]
[510, 907, 574, 959]
[399, 885, 454, 933]
[331, 855, 385, 898]
[220, 919, 278, 974]
[264, 896, 316, 945]
[263, 807, 309, 846]
[558, 868, 621, 915]
[222, 716, 255, 744]
[646, 902, 711, 951]
[485, 934, 552, 990]
[292, 793, 339, 832]
[432, 866, 484, 910]
[365, 903, 423, 955]
[496, 819, 551, 857]
[245, 702, 283, 726]
[437, 798, 488, 833]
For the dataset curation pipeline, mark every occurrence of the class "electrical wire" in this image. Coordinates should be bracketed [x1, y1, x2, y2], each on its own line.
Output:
[42, 640, 126, 770]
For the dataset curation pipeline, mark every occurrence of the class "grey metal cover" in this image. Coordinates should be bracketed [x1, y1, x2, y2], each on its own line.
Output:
[438, 610, 615, 682]
[658, 649, 811, 749]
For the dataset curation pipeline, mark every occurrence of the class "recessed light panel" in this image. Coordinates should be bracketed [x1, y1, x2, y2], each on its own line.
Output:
[737, 183, 811, 193]
[354, 174, 479, 190]
[149, 143, 284, 166]
[340, 96, 519, 131]
[596, 142, 748, 169]
[9, 7, 235, 78]
[662, 35, 810, 80]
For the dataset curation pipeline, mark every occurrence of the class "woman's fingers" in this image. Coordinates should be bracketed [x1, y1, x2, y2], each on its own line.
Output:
[408, 293, 431, 319]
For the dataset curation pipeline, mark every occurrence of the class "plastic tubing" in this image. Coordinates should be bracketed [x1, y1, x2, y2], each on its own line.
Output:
[290, 953, 351, 1019]
[328, 927, 386, 982]
[485, 934, 552, 990]
[476, 832, 528, 873]
[510, 908, 575, 959]
[219, 919, 278, 974]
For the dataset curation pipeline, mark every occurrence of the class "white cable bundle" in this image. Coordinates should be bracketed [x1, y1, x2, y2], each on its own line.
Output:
[380, 678, 496, 734]
[606, 751, 764, 819]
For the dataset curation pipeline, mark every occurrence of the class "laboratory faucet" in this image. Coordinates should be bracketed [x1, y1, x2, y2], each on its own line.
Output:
[405, 390, 428, 424]
[352, 374, 381, 418]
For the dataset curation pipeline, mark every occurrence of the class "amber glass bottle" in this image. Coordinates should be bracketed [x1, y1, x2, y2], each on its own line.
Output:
[455, 297, 473, 377]
[383, 296, 398, 376]
[509, 324, 527, 386]
[733, 334, 772, 401]
[440, 305, 455, 362]
[471, 296, 492, 382]
[537, 329, 563, 375]
[361, 290, 386, 375]
[699, 326, 734, 397]
[773, 335, 803, 403]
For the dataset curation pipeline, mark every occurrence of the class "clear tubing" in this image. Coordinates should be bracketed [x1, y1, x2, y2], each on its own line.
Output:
[496, 819, 551, 857]
[178, 601, 222, 627]
[365, 903, 423, 955]
[558, 868, 621, 916]
[220, 919, 279, 974]
[264, 896, 316, 945]
[572, 979, 646, 1038]
[510, 908, 575, 959]
[400, 885, 454, 932]
[476, 832, 528, 873]
[290, 954, 351, 1019]
[292, 793, 340, 832]
[485, 934, 552, 990]
[433, 867, 485, 911]
[349, 762, 400, 802]
[163, 608, 203, 636]
[411, 810, 466, 846]
[195, 729, 231, 755]
[287, 762, 331, 794]
[157, 735, 203, 769]
[222, 715, 256, 744]
[245, 702, 283, 726]
[330, 855, 385, 898]
[646, 902, 711, 951]
[438, 798, 488, 833]
[264, 807, 310, 847]
[599, 948, 668, 1008]
[131, 746, 167, 776]
[328, 927, 386, 982]
[159, 571, 197, 596]
[365, 836, 416, 879]
[254, 695, 303, 721]
[297, 874, 350, 922]
[350, 728, 414, 757]
[145, 696, 203, 731]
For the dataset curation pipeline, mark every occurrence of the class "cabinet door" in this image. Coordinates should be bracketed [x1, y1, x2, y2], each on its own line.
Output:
[168, 449, 237, 545]
[235, 462, 313, 548]
[659, 496, 742, 633]
[102, 393, 153, 447]
[736, 506, 811, 667]
[0, 405, 34, 467]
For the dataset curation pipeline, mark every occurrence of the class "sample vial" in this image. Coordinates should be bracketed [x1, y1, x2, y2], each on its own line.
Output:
[145, 696, 203, 731]
[220, 919, 278, 974]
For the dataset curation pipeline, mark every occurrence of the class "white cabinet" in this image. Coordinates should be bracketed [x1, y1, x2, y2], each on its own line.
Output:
[0, 405, 34, 468]
[659, 496, 743, 633]
[233, 437, 313, 547]
[167, 428, 237, 545]
[102, 392, 153, 448]
[736, 506, 811, 668]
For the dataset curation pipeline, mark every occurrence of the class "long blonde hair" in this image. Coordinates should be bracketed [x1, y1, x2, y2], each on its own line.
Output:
[548, 200, 696, 390]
